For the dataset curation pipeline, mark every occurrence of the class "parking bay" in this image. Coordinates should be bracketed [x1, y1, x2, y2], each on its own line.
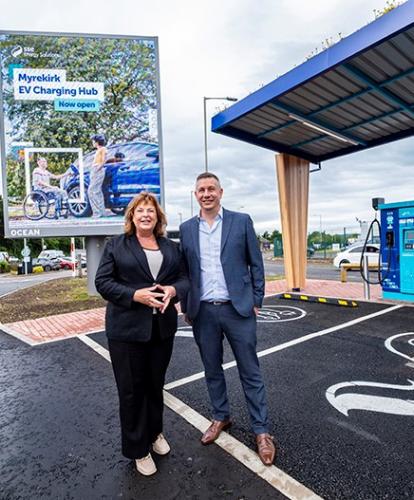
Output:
[166, 298, 414, 500]
[55, 297, 414, 498]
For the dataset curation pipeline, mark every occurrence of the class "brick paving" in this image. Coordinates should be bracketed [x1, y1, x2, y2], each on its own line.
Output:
[0, 279, 384, 345]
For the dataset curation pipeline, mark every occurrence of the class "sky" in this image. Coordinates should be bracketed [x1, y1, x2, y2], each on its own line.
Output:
[0, 0, 412, 235]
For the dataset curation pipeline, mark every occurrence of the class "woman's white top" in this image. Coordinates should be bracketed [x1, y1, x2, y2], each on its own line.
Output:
[143, 248, 163, 314]
[143, 248, 163, 279]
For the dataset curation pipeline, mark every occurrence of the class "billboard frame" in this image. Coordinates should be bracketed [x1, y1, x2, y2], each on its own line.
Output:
[0, 29, 165, 239]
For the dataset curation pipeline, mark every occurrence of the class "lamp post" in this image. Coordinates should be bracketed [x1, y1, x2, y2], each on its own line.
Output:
[178, 212, 183, 225]
[203, 96, 237, 172]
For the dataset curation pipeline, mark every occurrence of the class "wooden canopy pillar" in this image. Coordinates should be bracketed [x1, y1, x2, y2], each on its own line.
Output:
[276, 153, 310, 291]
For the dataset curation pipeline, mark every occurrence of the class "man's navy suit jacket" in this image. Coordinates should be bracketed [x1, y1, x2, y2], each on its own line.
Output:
[180, 208, 264, 320]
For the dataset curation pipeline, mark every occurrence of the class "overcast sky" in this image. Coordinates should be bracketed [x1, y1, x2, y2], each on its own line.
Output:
[0, 0, 412, 235]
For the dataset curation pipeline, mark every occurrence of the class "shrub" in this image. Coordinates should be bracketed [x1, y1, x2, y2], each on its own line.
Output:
[0, 261, 11, 273]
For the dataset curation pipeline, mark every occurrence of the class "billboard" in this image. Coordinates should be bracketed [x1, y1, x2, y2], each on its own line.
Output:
[0, 31, 163, 238]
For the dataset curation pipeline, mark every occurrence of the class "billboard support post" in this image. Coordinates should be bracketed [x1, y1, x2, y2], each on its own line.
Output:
[70, 237, 76, 277]
[24, 238, 28, 275]
[86, 236, 105, 296]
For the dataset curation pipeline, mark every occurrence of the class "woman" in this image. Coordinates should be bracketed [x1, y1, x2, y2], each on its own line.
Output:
[95, 192, 189, 476]
[88, 134, 107, 218]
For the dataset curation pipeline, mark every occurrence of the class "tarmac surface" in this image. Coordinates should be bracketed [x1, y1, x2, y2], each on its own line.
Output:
[1, 292, 414, 499]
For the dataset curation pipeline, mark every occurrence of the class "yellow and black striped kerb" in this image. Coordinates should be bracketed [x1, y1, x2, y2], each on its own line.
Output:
[279, 293, 358, 307]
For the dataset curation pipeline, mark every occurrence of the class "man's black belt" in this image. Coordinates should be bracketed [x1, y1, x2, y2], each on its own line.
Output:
[203, 300, 231, 305]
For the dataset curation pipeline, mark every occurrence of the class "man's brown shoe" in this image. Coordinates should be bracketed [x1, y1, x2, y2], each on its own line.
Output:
[256, 433, 276, 466]
[201, 419, 232, 445]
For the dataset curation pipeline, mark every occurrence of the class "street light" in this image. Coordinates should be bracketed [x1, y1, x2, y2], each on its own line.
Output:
[203, 96, 237, 172]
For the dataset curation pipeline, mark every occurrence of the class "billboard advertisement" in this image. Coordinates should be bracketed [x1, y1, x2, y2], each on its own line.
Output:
[0, 31, 163, 238]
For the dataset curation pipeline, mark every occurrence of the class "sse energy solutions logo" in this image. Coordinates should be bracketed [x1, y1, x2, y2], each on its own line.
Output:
[11, 46, 23, 58]
[10, 45, 59, 59]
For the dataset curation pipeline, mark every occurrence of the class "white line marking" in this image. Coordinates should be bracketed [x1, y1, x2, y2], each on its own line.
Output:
[77, 335, 321, 500]
[165, 304, 403, 390]
[78, 334, 111, 361]
[176, 331, 194, 338]
[164, 391, 322, 500]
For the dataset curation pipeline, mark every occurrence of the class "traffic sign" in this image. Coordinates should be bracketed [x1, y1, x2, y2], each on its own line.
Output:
[21, 246, 31, 258]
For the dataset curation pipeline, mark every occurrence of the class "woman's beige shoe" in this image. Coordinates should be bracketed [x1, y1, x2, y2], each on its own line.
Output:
[135, 453, 157, 476]
[152, 434, 171, 455]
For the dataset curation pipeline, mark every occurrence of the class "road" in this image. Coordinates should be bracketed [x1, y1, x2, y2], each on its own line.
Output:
[264, 258, 381, 283]
[0, 270, 72, 298]
[0, 259, 373, 299]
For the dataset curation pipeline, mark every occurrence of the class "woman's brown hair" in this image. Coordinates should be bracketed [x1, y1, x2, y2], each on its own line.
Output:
[124, 192, 167, 237]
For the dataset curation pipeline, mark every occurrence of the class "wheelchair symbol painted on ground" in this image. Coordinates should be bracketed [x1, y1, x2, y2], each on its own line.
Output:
[326, 332, 414, 417]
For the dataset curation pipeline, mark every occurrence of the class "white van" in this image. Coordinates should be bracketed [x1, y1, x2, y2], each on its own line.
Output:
[38, 250, 65, 260]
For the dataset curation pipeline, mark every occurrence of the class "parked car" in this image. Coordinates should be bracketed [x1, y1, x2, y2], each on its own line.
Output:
[57, 256, 87, 270]
[57, 257, 74, 270]
[62, 141, 160, 217]
[38, 250, 65, 260]
[333, 243, 380, 268]
[167, 228, 180, 243]
[32, 257, 61, 272]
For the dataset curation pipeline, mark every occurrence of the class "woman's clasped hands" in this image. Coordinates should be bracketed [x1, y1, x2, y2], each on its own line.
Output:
[133, 285, 176, 313]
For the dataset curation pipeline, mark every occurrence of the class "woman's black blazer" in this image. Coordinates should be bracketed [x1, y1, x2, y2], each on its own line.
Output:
[95, 233, 189, 342]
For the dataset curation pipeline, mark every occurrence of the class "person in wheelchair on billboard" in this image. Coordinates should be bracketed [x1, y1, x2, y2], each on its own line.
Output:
[23, 156, 69, 220]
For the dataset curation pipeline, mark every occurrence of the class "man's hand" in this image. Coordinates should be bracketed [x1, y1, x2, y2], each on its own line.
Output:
[133, 286, 164, 309]
[157, 285, 176, 314]
[254, 306, 260, 316]
[184, 314, 193, 326]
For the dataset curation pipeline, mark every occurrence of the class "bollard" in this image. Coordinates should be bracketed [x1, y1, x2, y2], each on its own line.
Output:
[363, 255, 370, 300]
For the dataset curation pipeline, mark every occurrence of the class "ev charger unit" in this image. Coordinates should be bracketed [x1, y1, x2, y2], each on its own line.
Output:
[379, 200, 414, 302]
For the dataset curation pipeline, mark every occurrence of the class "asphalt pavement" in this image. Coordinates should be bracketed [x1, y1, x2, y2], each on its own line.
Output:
[1, 296, 413, 499]
[264, 259, 378, 283]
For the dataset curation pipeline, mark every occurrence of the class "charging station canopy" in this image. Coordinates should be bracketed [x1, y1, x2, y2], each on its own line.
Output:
[212, 2, 414, 164]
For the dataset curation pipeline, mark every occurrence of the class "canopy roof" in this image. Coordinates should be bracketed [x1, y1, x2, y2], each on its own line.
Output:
[212, 2, 414, 164]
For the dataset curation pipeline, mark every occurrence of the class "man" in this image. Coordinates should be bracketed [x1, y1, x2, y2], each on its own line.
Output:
[32, 157, 68, 217]
[180, 172, 275, 466]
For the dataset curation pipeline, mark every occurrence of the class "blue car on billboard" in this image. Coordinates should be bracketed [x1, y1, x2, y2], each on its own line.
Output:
[64, 141, 160, 217]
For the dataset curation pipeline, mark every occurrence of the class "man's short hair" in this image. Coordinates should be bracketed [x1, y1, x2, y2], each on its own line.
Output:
[196, 172, 221, 186]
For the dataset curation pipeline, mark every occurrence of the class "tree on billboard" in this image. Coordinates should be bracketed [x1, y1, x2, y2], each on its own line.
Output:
[0, 35, 157, 195]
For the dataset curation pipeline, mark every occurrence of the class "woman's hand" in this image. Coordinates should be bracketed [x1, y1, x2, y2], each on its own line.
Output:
[133, 286, 164, 309]
[157, 285, 176, 314]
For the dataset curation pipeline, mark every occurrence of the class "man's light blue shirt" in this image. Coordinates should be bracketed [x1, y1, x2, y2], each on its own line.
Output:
[199, 207, 230, 302]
